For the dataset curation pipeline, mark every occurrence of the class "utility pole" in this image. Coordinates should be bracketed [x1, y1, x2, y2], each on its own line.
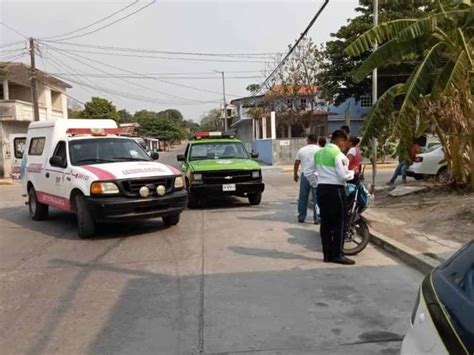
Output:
[214, 70, 227, 131]
[371, 0, 379, 192]
[29, 37, 40, 121]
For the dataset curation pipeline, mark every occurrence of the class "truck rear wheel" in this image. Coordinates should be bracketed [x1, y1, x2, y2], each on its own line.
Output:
[74, 194, 95, 239]
[28, 187, 49, 221]
[248, 192, 262, 205]
[163, 214, 180, 227]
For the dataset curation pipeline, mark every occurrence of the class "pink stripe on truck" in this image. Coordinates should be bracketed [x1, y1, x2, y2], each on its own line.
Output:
[83, 166, 116, 180]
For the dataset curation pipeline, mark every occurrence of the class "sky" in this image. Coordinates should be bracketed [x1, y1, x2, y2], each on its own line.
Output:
[1, 0, 360, 121]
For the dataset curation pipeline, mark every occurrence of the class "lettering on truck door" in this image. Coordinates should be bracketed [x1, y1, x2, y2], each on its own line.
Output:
[41, 141, 72, 211]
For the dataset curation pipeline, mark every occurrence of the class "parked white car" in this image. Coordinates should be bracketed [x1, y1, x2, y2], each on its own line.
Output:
[22, 119, 187, 238]
[406, 145, 448, 181]
[401, 241, 473, 355]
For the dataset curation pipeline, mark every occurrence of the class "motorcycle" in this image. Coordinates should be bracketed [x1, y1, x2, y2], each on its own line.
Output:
[343, 168, 372, 256]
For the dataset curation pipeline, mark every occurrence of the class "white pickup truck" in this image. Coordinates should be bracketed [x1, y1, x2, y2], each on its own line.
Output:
[22, 119, 187, 238]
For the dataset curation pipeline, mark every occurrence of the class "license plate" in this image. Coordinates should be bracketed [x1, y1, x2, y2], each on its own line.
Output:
[222, 184, 236, 192]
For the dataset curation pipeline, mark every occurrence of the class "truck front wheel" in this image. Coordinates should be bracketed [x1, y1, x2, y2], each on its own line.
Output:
[74, 194, 95, 239]
[248, 192, 262, 205]
[163, 214, 180, 227]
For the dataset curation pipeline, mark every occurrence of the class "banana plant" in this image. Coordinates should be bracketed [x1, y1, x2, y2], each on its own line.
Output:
[344, 1, 473, 188]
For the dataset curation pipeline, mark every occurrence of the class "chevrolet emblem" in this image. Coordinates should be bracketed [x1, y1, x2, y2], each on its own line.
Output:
[224, 176, 233, 180]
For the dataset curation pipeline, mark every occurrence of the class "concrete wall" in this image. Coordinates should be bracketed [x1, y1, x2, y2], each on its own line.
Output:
[8, 84, 32, 103]
[272, 138, 306, 165]
[234, 119, 253, 152]
[252, 139, 273, 165]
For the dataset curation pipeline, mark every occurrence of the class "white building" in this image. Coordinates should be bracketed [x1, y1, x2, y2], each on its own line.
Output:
[0, 61, 71, 178]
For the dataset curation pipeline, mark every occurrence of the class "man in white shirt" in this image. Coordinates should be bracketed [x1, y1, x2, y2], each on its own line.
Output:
[315, 130, 355, 265]
[293, 135, 321, 224]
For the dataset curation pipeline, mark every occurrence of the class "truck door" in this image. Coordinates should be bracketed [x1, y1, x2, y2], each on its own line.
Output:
[42, 141, 72, 211]
[10, 134, 27, 181]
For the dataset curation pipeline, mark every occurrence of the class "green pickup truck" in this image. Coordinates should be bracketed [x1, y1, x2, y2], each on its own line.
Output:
[177, 132, 265, 207]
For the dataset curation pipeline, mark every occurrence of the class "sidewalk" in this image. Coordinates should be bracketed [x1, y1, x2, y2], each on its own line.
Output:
[261, 162, 397, 173]
[364, 184, 472, 274]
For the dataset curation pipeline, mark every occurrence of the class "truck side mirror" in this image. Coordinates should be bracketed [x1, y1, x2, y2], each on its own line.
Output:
[177, 154, 185, 162]
[251, 152, 259, 159]
[49, 156, 67, 168]
[150, 151, 159, 160]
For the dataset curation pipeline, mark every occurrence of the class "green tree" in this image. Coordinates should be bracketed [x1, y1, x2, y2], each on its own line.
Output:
[345, 1, 473, 188]
[79, 97, 120, 121]
[318, 0, 438, 105]
[118, 109, 135, 123]
[200, 108, 222, 130]
[137, 116, 185, 142]
[159, 109, 184, 125]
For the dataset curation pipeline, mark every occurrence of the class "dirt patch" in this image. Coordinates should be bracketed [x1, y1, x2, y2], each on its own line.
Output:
[372, 184, 474, 244]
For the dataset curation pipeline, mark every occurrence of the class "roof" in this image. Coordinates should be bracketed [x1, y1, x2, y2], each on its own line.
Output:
[267, 85, 318, 96]
[0, 61, 72, 89]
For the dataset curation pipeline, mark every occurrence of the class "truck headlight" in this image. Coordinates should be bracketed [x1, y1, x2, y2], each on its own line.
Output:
[191, 173, 202, 182]
[174, 176, 185, 189]
[252, 170, 261, 178]
[91, 182, 119, 195]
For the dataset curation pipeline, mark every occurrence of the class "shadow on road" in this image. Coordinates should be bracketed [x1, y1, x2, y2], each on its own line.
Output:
[0, 206, 170, 241]
[228, 245, 320, 262]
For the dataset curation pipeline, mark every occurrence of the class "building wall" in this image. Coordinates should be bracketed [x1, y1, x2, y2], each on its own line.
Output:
[8, 84, 32, 103]
[328, 97, 370, 136]
[252, 139, 273, 165]
[272, 138, 306, 165]
[234, 119, 253, 152]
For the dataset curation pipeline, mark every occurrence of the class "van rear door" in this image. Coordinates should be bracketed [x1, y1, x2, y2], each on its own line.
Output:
[10, 134, 26, 181]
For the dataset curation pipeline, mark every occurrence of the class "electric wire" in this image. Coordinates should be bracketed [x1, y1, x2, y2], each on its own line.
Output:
[42, 0, 156, 42]
[41, 40, 280, 58]
[42, 0, 139, 40]
[36, 46, 271, 64]
[42, 42, 245, 97]
[0, 22, 28, 39]
[41, 51, 221, 106]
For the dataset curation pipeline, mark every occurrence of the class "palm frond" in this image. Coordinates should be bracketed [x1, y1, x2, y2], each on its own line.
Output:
[441, 50, 470, 94]
[360, 83, 407, 147]
[396, 9, 469, 41]
[352, 37, 428, 83]
[344, 20, 417, 57]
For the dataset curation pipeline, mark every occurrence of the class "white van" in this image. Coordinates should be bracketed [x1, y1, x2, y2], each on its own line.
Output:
[22, 119, 188, 238]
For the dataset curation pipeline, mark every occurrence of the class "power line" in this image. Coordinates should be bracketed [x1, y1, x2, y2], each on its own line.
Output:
[0, 40, 24, 49]
[254, 0, 330, 96]
[42, 0, 156, 41]
[42, 0, 139, 40]
[43, 43, 245, 97]
[0, 22, 28, 39]
[43, 55, 219, 106]
[46, 73, 264, 80]
[41, 44, 224, 103]
[35, 46, 270, 64]
[40, 40, 279, 58]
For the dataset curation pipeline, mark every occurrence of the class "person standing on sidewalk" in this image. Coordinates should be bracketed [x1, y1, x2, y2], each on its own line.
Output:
[347, 136, 362, 183]
[294, 135, 321, 224]
[315, 130, 355, 265]
[387, 138, 421, 185]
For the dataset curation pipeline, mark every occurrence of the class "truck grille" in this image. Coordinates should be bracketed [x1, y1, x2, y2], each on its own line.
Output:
[202, 170, 254, 184]
[121, 177, 174, 196]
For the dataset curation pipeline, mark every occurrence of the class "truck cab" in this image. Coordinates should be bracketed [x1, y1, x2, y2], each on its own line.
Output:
[177, 131, 264, 207]
[22, 119, 187, 238]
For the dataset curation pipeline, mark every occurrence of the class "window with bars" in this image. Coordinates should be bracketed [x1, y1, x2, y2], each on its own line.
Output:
[360, 95, 372, 108]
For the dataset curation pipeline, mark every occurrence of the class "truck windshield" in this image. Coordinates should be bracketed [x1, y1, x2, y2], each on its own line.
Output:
[190, 142, 249, 161]
[69, 138, 151, 166]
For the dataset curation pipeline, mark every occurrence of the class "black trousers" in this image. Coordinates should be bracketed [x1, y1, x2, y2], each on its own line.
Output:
[316, 184, 347, 259]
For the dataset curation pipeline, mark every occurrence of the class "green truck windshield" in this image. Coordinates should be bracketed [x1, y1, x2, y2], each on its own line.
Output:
[190, 142, 249, 161]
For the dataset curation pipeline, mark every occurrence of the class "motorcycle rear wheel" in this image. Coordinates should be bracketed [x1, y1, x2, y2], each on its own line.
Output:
[344, 219, 370, 255]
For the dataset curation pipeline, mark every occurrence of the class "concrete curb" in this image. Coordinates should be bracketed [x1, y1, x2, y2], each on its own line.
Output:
[369, 229, 440, 275]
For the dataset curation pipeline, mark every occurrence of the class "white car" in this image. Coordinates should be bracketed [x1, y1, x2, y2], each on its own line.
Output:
[22, 119, 187, 238]
[401, 241, 473, 355]
[406, 145, 448, 181]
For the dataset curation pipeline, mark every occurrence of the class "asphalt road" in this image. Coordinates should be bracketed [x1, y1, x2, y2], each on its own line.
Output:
[0, 147, 423, 355]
